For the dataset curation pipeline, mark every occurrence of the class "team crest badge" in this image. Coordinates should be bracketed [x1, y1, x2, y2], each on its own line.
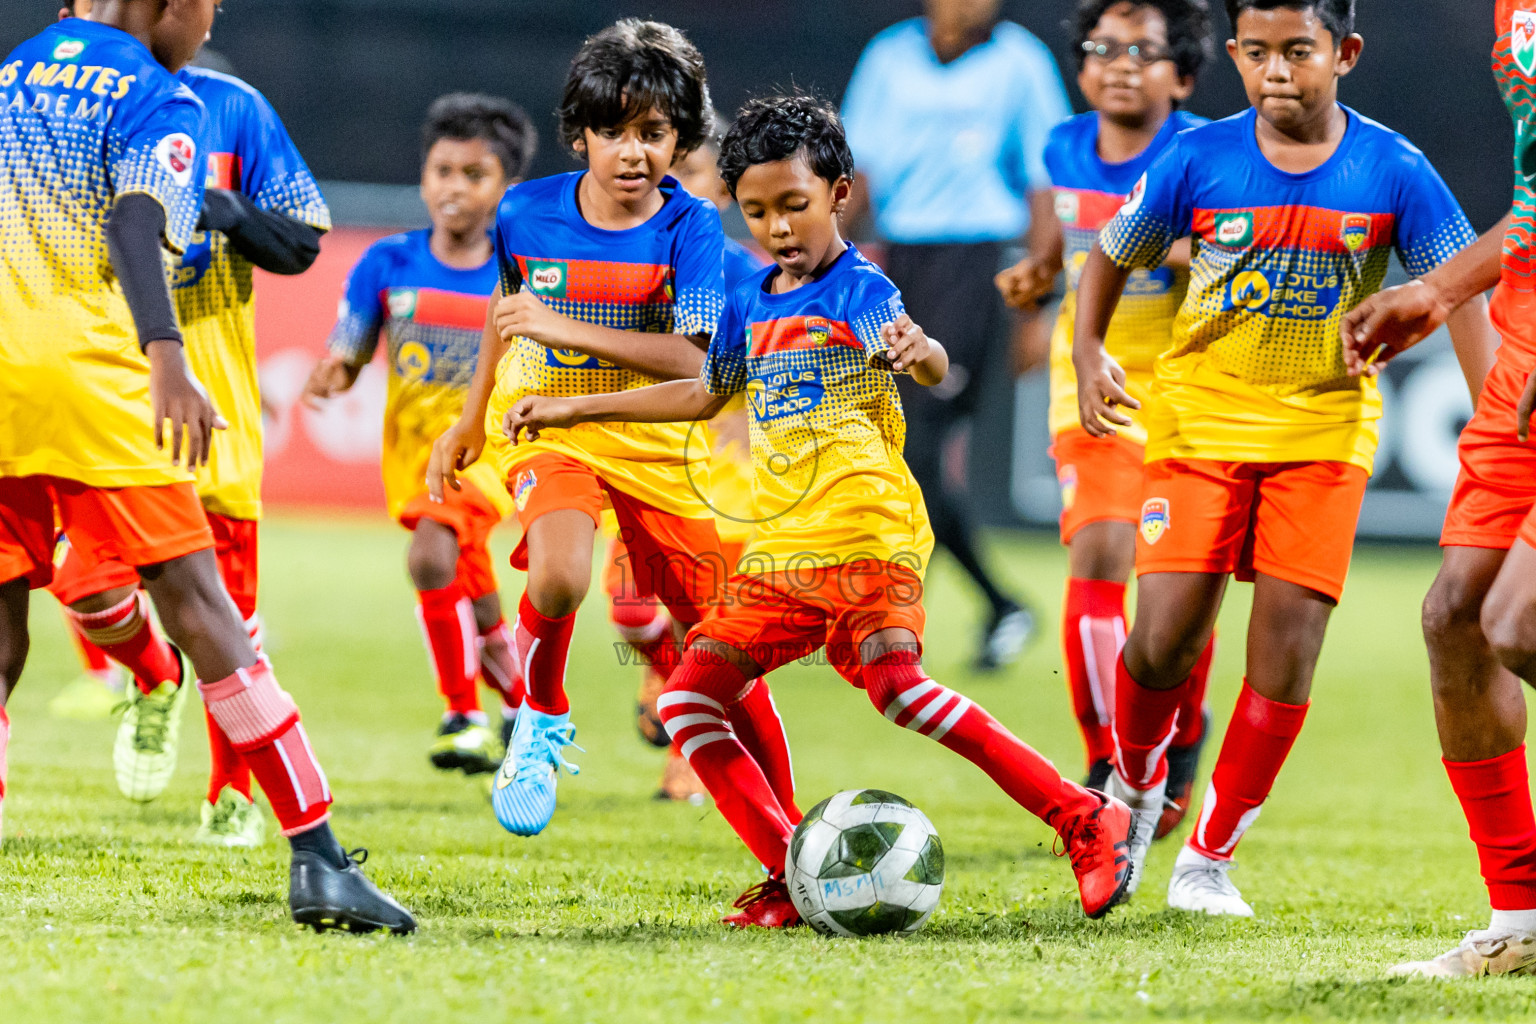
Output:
[514, 470, 538, 512]
[1516, 11, 1536, 77]
[806, 318, 831, 346]
[1140, 498, 1170, 545]
[1341, 214, 1371, 253]
[1057, 463, 1078, 512]
[1120, 174, 1147, 217]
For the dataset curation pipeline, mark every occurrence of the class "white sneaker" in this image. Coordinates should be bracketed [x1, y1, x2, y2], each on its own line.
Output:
[1390, 929, 1536, 978]
[1103, 770, 1165, 897]
[1166, 846, 1254, 917]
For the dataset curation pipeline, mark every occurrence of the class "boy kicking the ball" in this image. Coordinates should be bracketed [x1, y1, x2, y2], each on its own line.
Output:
[504, 95, 1134, 926]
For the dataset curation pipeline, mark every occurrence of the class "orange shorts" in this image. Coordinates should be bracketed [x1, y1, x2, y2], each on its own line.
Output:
[1135, 459, 1369, 602]
[689, 560, 926, 685]
[508, 452, 723, 623]
[48, 509, 259, 616]
[1052, 428, 1145, 544]
[1, 477, 211, 591]
[399, 479, 503, 600]
[1441, 344, 1536, 551]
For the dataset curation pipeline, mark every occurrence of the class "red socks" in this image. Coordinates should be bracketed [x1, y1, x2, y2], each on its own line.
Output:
[205, 706, 253, 802]
[659, 651, 795, 872]
[0, 706, 9, 834]
[1112, 653, 1186, 790]
[69, 592, 180, 695]
[727, 678, 800, 821]
[1174, 635, 1215, 747]
[1062, 578, 1126, 768]
[417, 583, 480, 716]
[516, 593, 575, 716]
[1189, 680, 1308, 860]
[65, 614, 117, 681]
[198, 660, 331, 835]
[863, 650, 1093, 829]
[1445, 746, 1536, 911]
[477, 619, 524, 712]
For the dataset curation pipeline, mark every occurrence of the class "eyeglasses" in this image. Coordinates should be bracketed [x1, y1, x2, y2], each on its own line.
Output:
[1080, 39, 1173, 67]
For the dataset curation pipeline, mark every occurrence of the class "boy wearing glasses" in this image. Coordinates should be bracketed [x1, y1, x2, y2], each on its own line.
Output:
[1072, 0, 1495, 917]
[996, 0, 1215, 834]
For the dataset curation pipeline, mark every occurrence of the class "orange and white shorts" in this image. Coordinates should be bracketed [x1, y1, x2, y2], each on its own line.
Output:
[398, 478, 504, 601]
[689, 559, 926, 685]
[1441, 343, 1536, 552]
[1135, 458, 1369, 602]
[1, 477, 211, 591]
[507, 451, 724, 624]
[1052, 427, 1146, 544]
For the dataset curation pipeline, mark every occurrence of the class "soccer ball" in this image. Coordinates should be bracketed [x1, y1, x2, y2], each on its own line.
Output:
[785, 789, 945, 937]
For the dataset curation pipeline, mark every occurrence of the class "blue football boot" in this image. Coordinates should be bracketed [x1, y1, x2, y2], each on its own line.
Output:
[491, 707, 582, 836]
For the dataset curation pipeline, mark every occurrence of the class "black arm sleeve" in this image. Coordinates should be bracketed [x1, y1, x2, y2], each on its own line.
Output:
[105, 192, 181, 351]
[199, 188, 323, 275]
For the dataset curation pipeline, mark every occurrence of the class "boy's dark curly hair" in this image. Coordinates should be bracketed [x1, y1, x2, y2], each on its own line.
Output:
[1072, 0, 1214, 79]
[1225, 0, 1354, 43]
[558, 19, 711, 159]
[717, 94, 854, 197]
[421, 93, 537, 179]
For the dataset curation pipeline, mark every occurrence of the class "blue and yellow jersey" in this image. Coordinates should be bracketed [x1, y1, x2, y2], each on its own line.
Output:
[701, 245, 934, 571]
[1099, 107, 1475, 472]
[486, 172, 726, 520]
[176, 67, 329, 520]
[1044, 110, 1204, 444]
[709, 235, 771, 546]
[0, 21, 207, 487]
[327, 229, 511, 520]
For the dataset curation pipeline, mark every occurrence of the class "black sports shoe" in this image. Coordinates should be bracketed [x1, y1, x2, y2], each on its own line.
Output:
[974, 600, 1037, 671]
[290, 848, 416, 934]
[1084, 758, 1113, 792]
[1156, 706, 1212, 840]
[428, 712, 503, 775]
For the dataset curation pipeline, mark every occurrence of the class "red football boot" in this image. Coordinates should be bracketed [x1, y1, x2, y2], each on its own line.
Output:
[1056, 790, 1134, 919]
[721, 877, 803, 929]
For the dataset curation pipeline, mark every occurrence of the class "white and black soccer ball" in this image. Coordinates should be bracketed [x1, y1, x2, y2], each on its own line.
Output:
[785, 789, 944, 937]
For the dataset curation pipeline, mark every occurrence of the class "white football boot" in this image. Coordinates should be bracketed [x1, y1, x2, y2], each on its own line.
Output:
[1103, 770, 1165, 897]
[1166, 845, 1254, 917]
[1390, 929, 1536, 978]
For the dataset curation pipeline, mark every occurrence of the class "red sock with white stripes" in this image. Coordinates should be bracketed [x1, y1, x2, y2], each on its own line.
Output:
[1188, 680, 1308, 860]
[198, 660, 331, 835]
[69, 592, 180, 695]
[658, 651, 795, 872]
[417, 583, 480, 716]
[477, 619, 524, 713]
[1444, 747, 1536, 911]
[863, 650, 1095, 828]
[1112, 653, 1187, 790]
[1173, 634, 1215, 747]
[726, 678, 800, 821]
[1062, 578, 1126, 769]
[516, 593, 576, 716]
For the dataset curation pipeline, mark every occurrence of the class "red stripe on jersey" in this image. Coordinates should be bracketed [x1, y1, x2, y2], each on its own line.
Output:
[514, 255, 672, 305]
[412, 288, 490, 330]
[1192, 206, 1395, 254]
[748, 316, 861, 357]
[207, 153, 240, 191]
[1057, 188, 1130, 231]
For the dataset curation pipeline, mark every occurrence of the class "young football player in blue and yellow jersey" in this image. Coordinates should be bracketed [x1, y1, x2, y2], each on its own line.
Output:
[0, 0, 411, 932]
[611, 108, 779, 803]
[503, 94, 1137, 927]
[429, 20, 795, 838]
[996, 0, 1215, 832]
[1074, 0, 1497, 916]
[45, 0, 335, 847]
[305, 94, 536, 775]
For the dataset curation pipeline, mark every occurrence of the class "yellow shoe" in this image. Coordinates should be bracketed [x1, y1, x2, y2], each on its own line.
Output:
[429, 713, 504, 775]
[49, 669, 127, 721]
[1390, 929, 1536, 978]
[194, 787, 266, 847]
[113, 664, 190, 803]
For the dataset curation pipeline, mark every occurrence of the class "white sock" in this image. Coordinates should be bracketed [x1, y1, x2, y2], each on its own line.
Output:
[1490, 908, 1536, 933]
[1175, 845, 1222, 870]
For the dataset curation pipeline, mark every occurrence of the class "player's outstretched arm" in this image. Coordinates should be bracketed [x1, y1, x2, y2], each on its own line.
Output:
[1444, 295, 1500, 405]
[300, 355, 362, 408]
[1071, 244, 1139, 437]
[503, 378, 727, 444]
[1341, 212, 1510, 378]
[995, 210, 1064, 310]
[493, 290, 706, 379]
[878, 315, 948, 387]
[199, 188, 323, 275]
[427, 290, 511, 502]
[107, 193, 226, 468]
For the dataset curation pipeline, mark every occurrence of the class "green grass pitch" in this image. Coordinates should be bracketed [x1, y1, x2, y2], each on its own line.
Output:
[1, 516, 1532, 1022]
